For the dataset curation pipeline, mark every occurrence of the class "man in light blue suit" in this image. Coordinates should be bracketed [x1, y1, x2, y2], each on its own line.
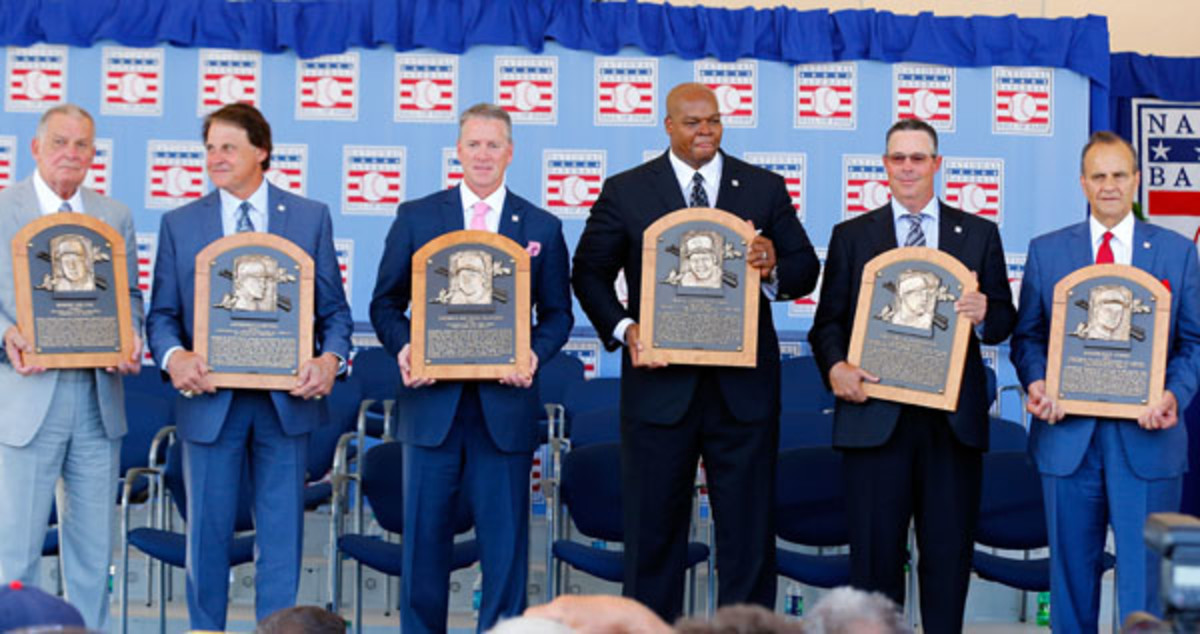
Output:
[370, 103, 572, 633]
[0, 104, 143, 631]
[146, 104, 352, 630]
[1011, 131, 1200, 631]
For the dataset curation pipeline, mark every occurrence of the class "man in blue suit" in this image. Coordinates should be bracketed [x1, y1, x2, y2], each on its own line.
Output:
[1011, 131, 1200, 631]
[370, 103, 572, 633]
[146, 104, 352, 630]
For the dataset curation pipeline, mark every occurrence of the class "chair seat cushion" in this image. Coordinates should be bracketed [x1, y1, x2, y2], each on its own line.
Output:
[972, 549, 1115, 593]
[775, 548, 850, 589]
[129, 529, 255, 568]
[338, 535, 478, 577]
[553, 541, 708, 583]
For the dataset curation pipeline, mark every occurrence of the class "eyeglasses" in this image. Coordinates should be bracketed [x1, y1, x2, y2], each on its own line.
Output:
[885, 153, 935, 165]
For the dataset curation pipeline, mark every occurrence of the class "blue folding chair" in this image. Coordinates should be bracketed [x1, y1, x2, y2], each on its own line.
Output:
[775, 447, 851, 589]
[538, 352, 585, 444]
[780, 356, 835, 414]
[988, 416, 1028, 453]
[778, 410, 833, 451]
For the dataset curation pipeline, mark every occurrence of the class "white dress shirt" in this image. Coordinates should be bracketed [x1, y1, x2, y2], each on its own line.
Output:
[1089, 210, 1135, 266]
[460, 181, 507, 233]
[891, 196, 940, 250]
[218, 179, 269, 235]
[32, 170, 85, 215]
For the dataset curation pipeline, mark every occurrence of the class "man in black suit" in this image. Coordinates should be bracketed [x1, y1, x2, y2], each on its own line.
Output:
[808, 119, 1016, 633]
[572, 82, 820, 621]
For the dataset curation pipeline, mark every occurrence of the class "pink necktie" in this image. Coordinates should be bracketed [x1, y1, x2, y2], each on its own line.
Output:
[470, 201, 490, 231]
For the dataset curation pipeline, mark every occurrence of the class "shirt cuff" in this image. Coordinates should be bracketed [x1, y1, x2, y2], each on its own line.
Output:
[161, 345, 182, 372]
[613, 318, 635, 347]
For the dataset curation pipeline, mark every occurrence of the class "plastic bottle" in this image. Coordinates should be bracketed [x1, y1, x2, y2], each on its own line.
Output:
[472, 570, 483, 617]
[783, 581, 804, 618]
[1036, 591, 1050, 626]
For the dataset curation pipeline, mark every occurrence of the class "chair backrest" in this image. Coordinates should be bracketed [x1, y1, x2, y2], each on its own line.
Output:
[562, 378, 620, 423]
[778, 410, 833, 451]
[985, 365, 998, 410]
[122, 372, 174, 471]
[305, 375, 364, 483]
[359, 441, 474, 536]
[164, 441, 255, 532]
[559, 442, 623, 543]
[775, 447, 847, 547]
[539, 352, 585, 412]
[780, 356, 835, 413]
[351, 347, 401, 437]
[976, 451, 1046, 550]
[566, 407, 620, 449]
[988, 416, 1028, 453]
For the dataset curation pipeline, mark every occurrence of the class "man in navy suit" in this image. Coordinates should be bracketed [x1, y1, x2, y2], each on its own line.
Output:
[808, 119, 1015, 633]
[1011, 131, 1200, 631]
[572, 83, 820, 620]
[369, 103, 572, 633]
[146, 104, 352, 630]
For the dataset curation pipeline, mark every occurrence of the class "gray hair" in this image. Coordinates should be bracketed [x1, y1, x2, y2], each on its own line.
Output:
[35, 104, 94, 143]
[487, 616, 575, 634]
[805, 587, 911, 634]
[1080, 130, 1138, 175]
[459, 103, 512, 143]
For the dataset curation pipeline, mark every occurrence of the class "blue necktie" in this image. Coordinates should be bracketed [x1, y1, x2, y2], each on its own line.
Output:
[236, 201, 255, 233]
[904, 214, 926, 247]
[58, 201, 72, 213]
[689, 172, 709, 208]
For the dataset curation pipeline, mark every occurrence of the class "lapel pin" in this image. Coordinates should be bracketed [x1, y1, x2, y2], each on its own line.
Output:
[954, 225, 962, 234]
[732, 179, 740, 187]
[277, 204, 285, 212]
[1144, 241, 1151, 249]
[511, 214, 519, 222]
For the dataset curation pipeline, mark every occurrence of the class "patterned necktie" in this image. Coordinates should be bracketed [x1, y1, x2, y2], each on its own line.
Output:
[904, 213, 927, 247]
[1096, 231, 1114, 264]
[470, 200, 490, 231]
[58, 201, 73, 213]
[689, 172, 709, 208]
[236, 201, 255, 233]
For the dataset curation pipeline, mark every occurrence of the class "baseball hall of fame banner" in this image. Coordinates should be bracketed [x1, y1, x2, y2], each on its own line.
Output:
[11, 213, 135, 368]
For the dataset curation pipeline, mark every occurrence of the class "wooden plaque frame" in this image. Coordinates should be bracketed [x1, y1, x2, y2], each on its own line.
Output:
[194, 233, 315, 390]
[639, 207, 760, 367]
[12, 213, 135, 368]
[847, 246, 977, 411]
[411, 230, 531, 380]
[1046, 263, 1170, 419]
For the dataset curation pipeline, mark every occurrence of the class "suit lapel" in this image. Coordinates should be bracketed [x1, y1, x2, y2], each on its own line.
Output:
[1131, 220, 1157, 273]
[197, 191, 224, 247]
[498, 189, 525, 245]
[265, 184, 291, 240]
[444, 186, 464, 233]
[10, 180, 43, 228]
[1066, 221, 1094, 271]
[866, 205, 898, 256]
[937, 202, 967, 260]
[648, 153, 687, 212]
[713, 153, 742, 212]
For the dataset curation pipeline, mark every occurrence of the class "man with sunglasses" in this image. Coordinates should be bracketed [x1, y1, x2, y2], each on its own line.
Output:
[808, 119, 1016, 632]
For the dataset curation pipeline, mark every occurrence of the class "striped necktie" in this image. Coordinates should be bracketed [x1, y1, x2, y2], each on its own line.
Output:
[236, 201, 255, 233]
[58, 201, 73, 213]
[904, 213, 926, 247]
[689, 172, 709, 208]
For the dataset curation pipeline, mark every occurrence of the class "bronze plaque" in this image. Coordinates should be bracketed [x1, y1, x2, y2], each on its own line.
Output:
[639, 207, 760, 367]
[411, 230, 531, 380]
[11, 214, 135, 368]
[194, 233, 314, 390]
[1046, 264, 1170, 419]
[847, 247, 976, 411]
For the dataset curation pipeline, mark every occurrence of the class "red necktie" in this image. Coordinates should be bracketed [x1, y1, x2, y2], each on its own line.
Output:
[1095, 231, 1114, 264]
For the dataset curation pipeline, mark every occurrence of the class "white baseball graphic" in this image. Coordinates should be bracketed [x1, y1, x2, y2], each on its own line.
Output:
[361, 172, 387, 202]
[958, 183, 986, 213]
[561, 175, 590, 206]
[216, 75, 244, 103]
[862, 181, 890, 208]
[912, 89, 939, 119]
[414, 79, 440, 110]
[513, 81, 540, 112]
[813, 86, 840, 117]
[314, 77, 341, 108]
[164, 166, 190, 198]
[266, 169, 287, 189]
[713, 85, 741, 115]
[118, 72, 146, 103]
[613, 82, 641, 114]
[23, 70, 47, 100]
[1011, 92, 1036, 122]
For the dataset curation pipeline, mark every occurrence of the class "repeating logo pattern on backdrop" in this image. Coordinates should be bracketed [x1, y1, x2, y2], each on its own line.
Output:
[6, 45, 68, 113]
[136, 232, 158, 365]
[794, 62, 856, 130]
[993, 67, 1052, 135]
[745, 152, 806, 221]
[442, 148, 462, 190]
[842, 155, 890, 219]
[197, 49, 260, 115]
[542, 150, 604, 218]
[395, 55, 457, 123]
[695, 61, 757, 127]
[101, 47, 163, 117]
[595, 58, 657, 126]
[562, 338, 602, 379]
[296, 53, 359, 121]
[342, 146, 405, 215]
[85, 139, 113, 196]
[1006, 253, 1026, 310]
[496, 56, 557, 125]
[145, 141, 206, 209]
[0, 136, 17, 192]
[942, 157, 1004, 224]
[266, 144, 308, 196]
[894, 63, 955, 131]
[334, 238, 354, 304]
[1134, 100, 1200, 244]
[788, 247, 827, 317]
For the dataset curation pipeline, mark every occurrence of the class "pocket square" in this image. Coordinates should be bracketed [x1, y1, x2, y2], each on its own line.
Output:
[1162, 278, 1171, 292]
[526, 241, 542, 257]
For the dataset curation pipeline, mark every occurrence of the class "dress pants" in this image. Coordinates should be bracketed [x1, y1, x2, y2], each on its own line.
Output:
[182, 390, 307, 630]
[842, 405, 982, 634]
[401, 385, 532, 634]
[0, 370, 119, 631]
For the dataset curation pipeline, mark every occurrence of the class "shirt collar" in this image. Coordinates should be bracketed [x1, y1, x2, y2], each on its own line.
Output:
[32, 170, 85, 215]
[891, 196, 940, 224]
[459, 181, 507, 217]
[1089, 210, 1135, 248]
[668, 149, 722, 196]
[219, 178, 269, 220]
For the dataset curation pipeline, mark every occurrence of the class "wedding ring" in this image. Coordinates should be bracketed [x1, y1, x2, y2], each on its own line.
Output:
[180, 389, 196, 398]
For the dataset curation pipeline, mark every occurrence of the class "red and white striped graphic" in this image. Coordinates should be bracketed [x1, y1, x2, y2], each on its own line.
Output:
[695, 60, 757, 127]
[993, 66, 1053, 135]
[745, 152, 806, 221]
[496, 56, 558, 124]
[942, 157, 1004, 224]
[842, 155, 890, 220]
[0, 136, 16, 192]
[595, 58, 656, 125]
[442, 148, 462, 190]
[894, 63, 955, 131]
[6, 45, 68, 112]
[145, 141, 206, 209]
[542, 150, 604, 219]
[84, 139, 113, 196]
[197, 49, 260, 115]
[342, 146, 405, 215]
[101, 46, 163, 116]
[395, 55, 457, 122]
[794, 62, 856, 129]
[266, 144, 308, 196]
[789, 247, 827, 318]
[297, 53, 358, 121]
[562, 338, 602, 379]
[334, 238, 354, 305]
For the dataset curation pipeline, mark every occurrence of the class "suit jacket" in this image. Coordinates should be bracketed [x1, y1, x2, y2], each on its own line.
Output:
[146, 184, 353, 443]
[572, 151, 820, 424]
[808, 202, 1016, 450]
[1011, 219, 1200, 479]
[369, 186, 573, 453]
[0, 177, 143, 447]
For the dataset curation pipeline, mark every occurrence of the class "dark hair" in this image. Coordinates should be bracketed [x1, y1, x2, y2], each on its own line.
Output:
[885, 119, 939, 155]
[203, 103, 273, 170]
[256, 606, 346, 634]
[1080, 131, 1139, 175]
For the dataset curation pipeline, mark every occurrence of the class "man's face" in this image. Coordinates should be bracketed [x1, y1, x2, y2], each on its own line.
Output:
[665, 91, 722, 170]
[458, 268, 485, 297]
[206, 120, 267, 200]
[59, 241, 86, 281]
[688, 251, 717, 279]
[884, 130, 942, 211]
[237, 263, 267, 299]
[31, 113, 95, 199]
[1096, 295, 1126, 331]
[457, 117, 513, 199]
[1080, 142, 1139, 228]
[900, 278, 932, 314]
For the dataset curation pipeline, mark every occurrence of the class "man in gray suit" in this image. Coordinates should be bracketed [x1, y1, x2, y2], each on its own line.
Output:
[0, 104, 143, 630]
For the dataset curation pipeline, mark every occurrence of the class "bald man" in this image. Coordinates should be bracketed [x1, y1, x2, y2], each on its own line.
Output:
[572, 82, 820, 620]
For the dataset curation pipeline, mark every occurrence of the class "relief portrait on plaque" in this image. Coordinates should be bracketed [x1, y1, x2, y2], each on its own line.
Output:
[214, 254, 296, 314]
[875, 269, 956, 334]
[35, 234, 109, 293]
[662, 230, 730, 290]
[1068, 284, 1149, 345]
[431, 249, 511, 307]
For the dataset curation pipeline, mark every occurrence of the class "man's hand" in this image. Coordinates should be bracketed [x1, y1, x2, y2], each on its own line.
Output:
[398, 343, 436, 388]
[625, 323, 667, 369]
[3, 326, 45, 376]
[500, 351, 538, 388]
[746, 219, 776, 279]
[106, 333, 143, 376]
[290, 352, 339, 400]
[1026, 380, 1065, 423]
[954, 275, 987, 326]
[166, 349, 216, 395]
[524, 595, 672, 634]
[1138, 390, 1178, 430]
[829, 360, 879, 403]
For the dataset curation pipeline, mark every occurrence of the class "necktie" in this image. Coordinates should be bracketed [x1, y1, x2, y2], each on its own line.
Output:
[58, 201, 72, 213]
[470, 201, 490, 231]
[236, 201, 255, 233]
[1096, 231, 1114, 264]
[904, 213, 926, 247]
[689, 172, 709, 208]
